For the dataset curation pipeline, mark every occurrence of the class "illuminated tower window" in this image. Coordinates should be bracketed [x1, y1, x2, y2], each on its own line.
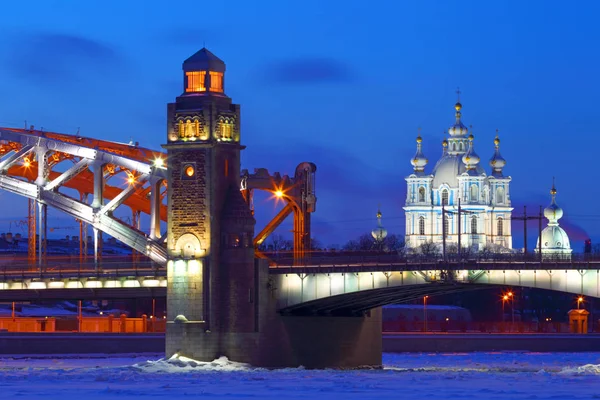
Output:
[209, 72, 223, 92]
[418, 187, 425, 202]
[186, 71, 206, 92]
[221, 121, 233, 140]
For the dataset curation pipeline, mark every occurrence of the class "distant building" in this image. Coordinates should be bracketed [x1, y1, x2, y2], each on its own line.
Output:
[536, 183, 572, 259]
[403, 96, 513, 251]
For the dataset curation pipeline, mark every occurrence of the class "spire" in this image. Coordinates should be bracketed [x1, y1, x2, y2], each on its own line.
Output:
[489, 129, 506, 177]
[462, 125, 480, 170]
[411, 128, 428, 173]
[371, 205, 388, 241]
[448, 88, 468, 137]
[544, 179, 563, 226]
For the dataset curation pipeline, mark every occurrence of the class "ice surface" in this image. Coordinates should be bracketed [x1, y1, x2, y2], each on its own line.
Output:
[0, 352, 599, 399]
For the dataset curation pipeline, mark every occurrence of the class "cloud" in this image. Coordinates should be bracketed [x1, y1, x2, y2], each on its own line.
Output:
[262, 58, 353, 85]
[1, 32, 123, 85]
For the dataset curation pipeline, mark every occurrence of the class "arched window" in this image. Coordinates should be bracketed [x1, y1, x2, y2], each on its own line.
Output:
[451, 143, 456, 152]
[497, 217, 503, 236]
[441, 189, 449, 206]
[496, 187, 504, 204]
[419, 216, 425, 235]
[418, 187, 426, 203]
[471, 216, 478, 234]
[470, 184, 478, 202]
[459, 142, 464, 152]
[443, 215, 449, 237]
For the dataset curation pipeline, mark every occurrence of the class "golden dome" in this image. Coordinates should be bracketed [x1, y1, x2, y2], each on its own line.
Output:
[468, 134, 474, 141]
[550, 187, 557, 196]
[416, 135, 422, 144]
[442, 139, 448, 147]
[454, 102, 462, 111]
[494, 136, 500, 146]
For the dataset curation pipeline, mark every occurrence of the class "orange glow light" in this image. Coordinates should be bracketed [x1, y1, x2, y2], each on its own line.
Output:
[503, 295, 509, 301]
[23, 158, 31, 168]
[578, 296, 584, 302]
[507, 291, 513, 297]
[127, 176, 135, 185]
[185, 165, 195, 177]
[275, 190, 284, 198]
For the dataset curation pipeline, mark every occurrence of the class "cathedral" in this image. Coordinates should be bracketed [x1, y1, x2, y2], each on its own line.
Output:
[403, 97, 513, 251]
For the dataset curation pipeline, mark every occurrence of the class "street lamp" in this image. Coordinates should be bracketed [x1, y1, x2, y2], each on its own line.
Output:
[423, 296, 428, 333]
[578, 296, 584, 310]
[502, 294, 509, 323]
[507, 291, 515, 331]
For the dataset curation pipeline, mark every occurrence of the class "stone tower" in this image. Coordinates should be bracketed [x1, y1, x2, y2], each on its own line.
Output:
[164, 48, 257, 357]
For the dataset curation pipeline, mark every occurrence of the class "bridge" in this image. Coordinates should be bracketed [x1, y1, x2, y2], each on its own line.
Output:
[0, 47, 594, 368]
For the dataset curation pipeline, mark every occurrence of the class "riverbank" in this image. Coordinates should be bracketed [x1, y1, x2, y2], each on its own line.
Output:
[383, 333, 600, 352]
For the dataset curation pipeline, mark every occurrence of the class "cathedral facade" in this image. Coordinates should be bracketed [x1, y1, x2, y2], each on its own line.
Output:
[403, 99, 513, 251]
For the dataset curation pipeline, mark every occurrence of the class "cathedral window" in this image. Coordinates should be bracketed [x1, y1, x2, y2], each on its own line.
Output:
[496, 187, 504, 204]
[459, 142, 464, 152]
[497, 217, 503, 236]
[186, 71, 206, 92]
[441, 189, 449, 206]
[471, 216, 478, 234]
[470, 184, 478, 202]
[418, 187, 426, 203]
[451, 143, 456, 152]
[209, 71, 224, 92]
[419, 216, 425, 235]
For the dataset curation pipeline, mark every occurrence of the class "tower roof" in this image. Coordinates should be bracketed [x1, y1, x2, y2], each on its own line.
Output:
[183, 48, 226, 72]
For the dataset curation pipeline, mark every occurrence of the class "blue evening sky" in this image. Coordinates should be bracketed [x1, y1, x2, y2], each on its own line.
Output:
[0, 0, 598, 249]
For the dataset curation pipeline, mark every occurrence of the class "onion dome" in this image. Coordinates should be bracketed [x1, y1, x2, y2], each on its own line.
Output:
[536, 181, 571, 255]
[489, 130, 506, 177]
[371, 208, 388, 241]
[442, 137, 448, 155]
[410, 133, 428, 173]
[544, 183, 563, 225]
[462, 131, 480, 170]
[448, 100, 468, 137]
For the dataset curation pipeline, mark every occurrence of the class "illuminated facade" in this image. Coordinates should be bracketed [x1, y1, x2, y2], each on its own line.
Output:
[164, 48, 256, 339]
[403, 99, 513, 251]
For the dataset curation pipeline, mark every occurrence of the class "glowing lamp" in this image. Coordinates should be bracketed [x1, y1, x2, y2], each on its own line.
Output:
[186, 165, 195, 177]
[23, 158, 31, 168]
[275, 190, 284, 198]
[507, 291, 513, 297]
[154, 157, 164, 168]
[578, 296, 584, 302]
[503, 295, 509, 301]
[127, 176, 135, 185]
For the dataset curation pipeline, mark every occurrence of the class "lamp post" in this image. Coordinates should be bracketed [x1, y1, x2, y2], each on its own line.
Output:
[423, 296, 428, 333]
[578, 296, 584, 310]
[507, 291, 514, 332]
[502, 294, 509, 324]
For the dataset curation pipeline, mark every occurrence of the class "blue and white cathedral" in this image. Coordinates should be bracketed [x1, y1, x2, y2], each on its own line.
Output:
[404, 98, 513, 251]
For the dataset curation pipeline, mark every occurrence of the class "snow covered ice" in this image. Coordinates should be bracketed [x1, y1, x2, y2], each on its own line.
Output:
[0, 352, 599, 399]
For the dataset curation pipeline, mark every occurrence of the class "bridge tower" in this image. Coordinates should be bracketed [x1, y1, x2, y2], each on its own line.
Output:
[164, 48, 381, 368]
[164, 48, 257, 358]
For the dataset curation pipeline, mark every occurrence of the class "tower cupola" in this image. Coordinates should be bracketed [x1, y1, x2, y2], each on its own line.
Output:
[410, 131, 428, 173]
[489, 130, 506, 177]
[182, 48, 226, 95]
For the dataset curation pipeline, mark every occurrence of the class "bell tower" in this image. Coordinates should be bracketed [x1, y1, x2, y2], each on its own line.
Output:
[164, 48, 255, 347]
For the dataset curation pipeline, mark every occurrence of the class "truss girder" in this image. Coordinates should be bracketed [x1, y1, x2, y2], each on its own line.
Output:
[0, 129, 168, 265]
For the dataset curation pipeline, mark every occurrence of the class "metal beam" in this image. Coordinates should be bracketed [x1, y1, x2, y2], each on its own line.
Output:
[44, 158, 91, 191]
[254, 202, 294, 246]
[0, 145, 33, 171]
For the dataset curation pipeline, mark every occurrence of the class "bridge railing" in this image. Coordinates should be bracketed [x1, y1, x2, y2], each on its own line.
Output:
[0, 254, 164, 279]
[266, 250, 599, 269]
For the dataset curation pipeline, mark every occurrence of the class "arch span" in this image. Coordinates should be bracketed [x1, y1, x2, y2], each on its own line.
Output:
[272, 267, 600, 316]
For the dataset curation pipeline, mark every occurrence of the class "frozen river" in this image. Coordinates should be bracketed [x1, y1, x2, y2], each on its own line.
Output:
[0, 352, 599, 399]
